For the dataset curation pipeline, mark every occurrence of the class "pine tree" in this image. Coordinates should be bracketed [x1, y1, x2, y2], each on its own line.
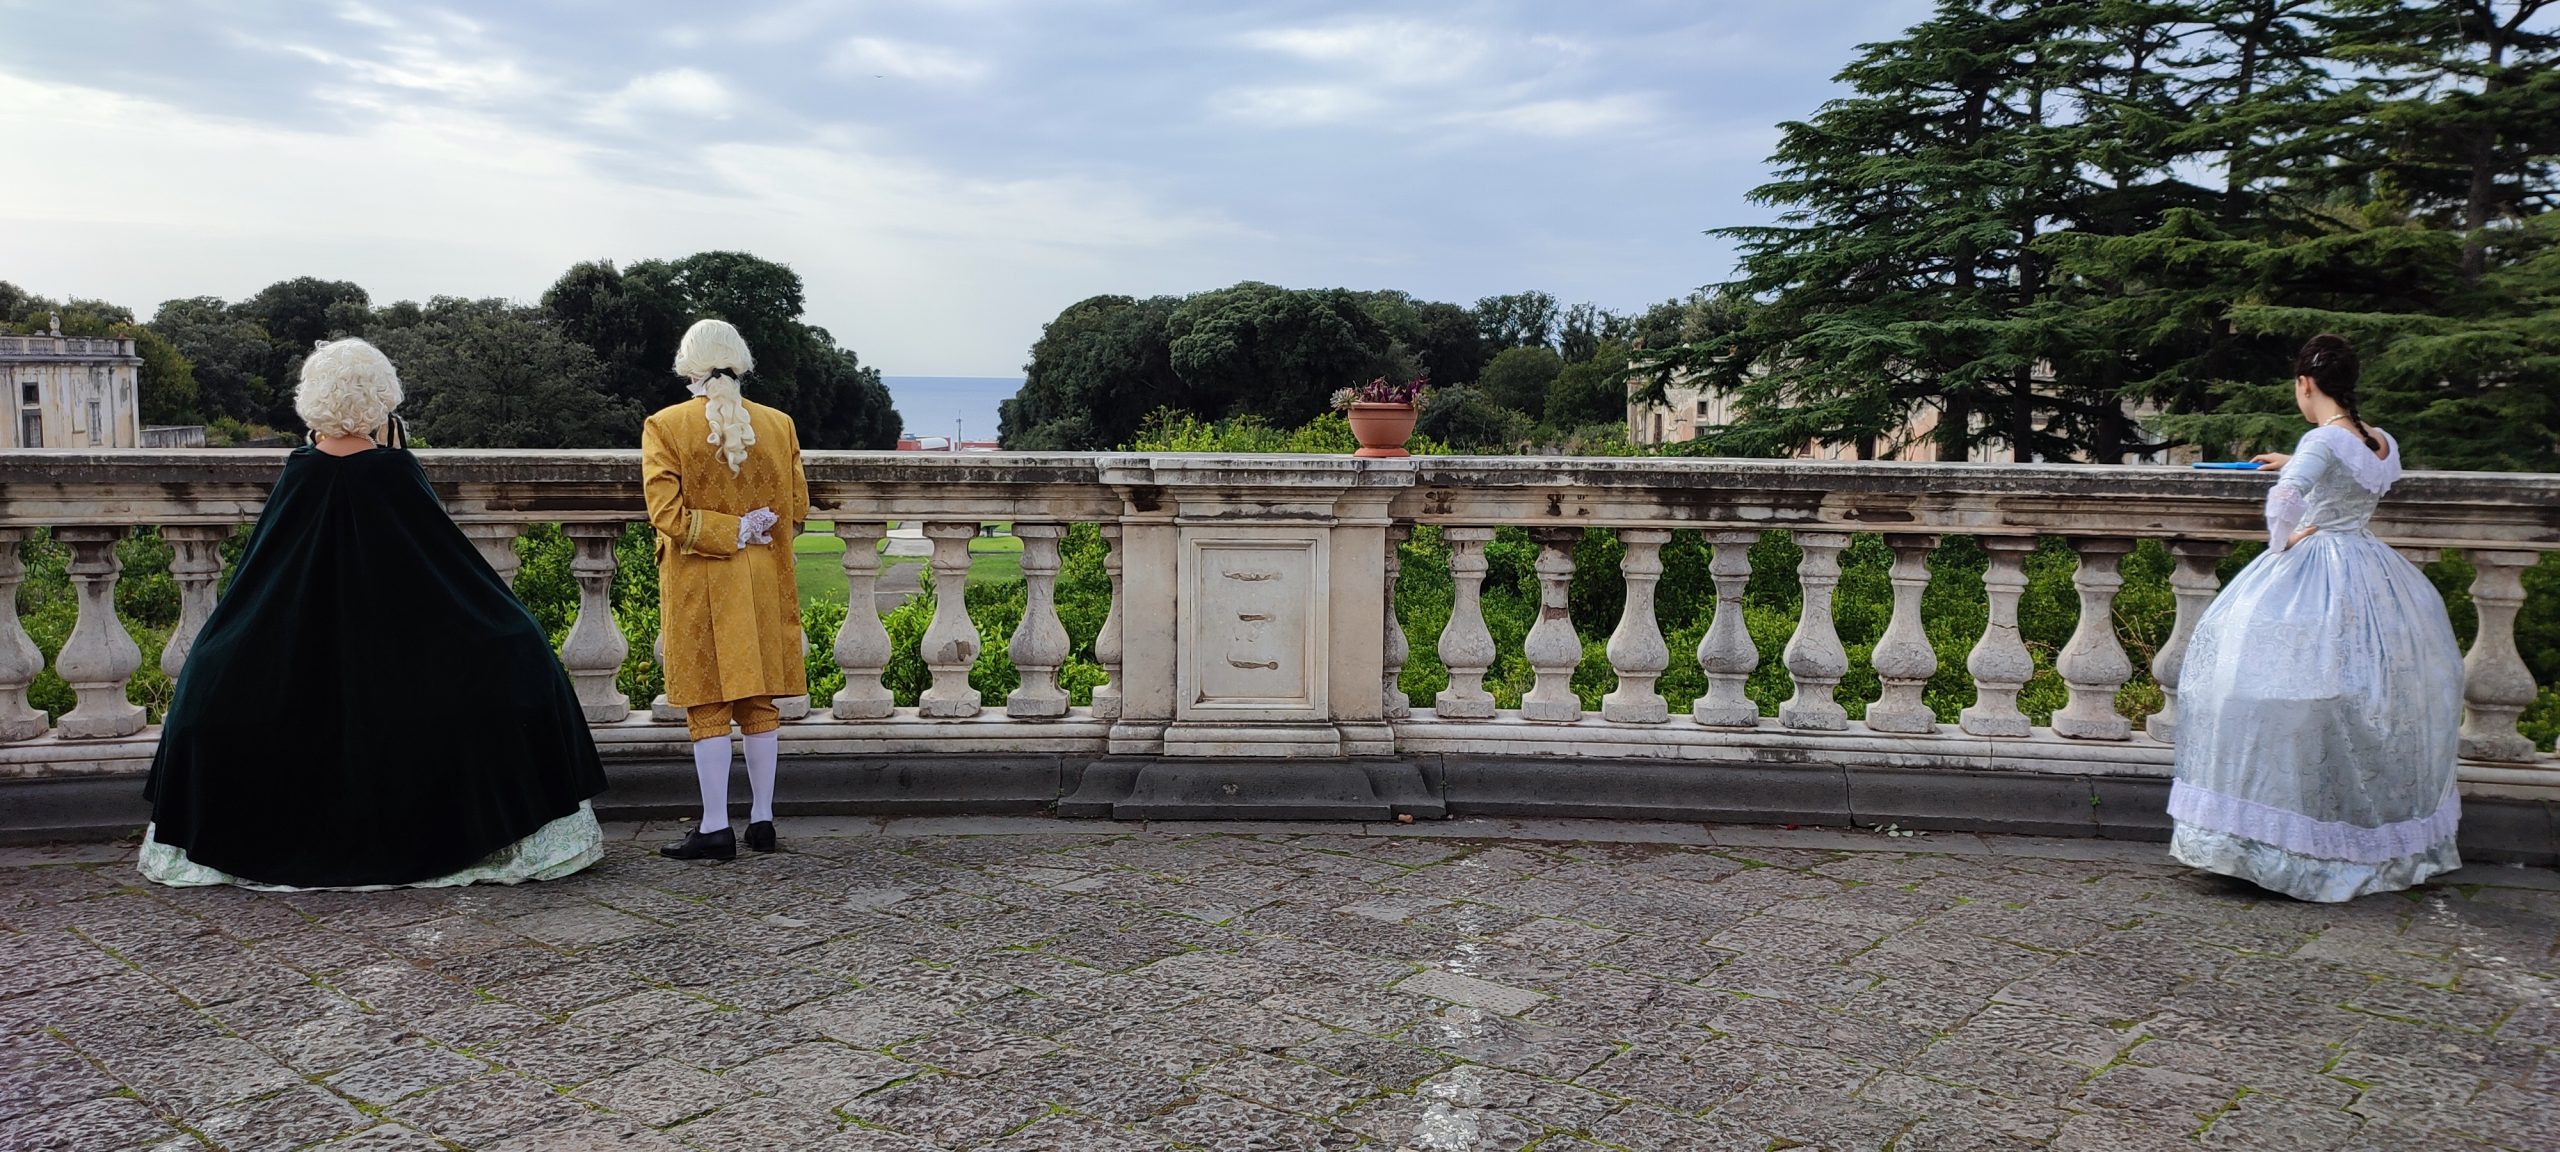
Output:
[2030, 1, 2335, 460]
[2143, 0, 2560, 469]
[1662, 0, 2110, 462]
[1672, 0, 2558, 470]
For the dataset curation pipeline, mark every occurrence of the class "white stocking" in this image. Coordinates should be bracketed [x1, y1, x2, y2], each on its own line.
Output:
[743, 731, 779, 824]
[692, 736, 733, 833]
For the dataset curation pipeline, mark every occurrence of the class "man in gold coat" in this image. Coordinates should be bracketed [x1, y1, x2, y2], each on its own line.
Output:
[644, 319, 809, 861]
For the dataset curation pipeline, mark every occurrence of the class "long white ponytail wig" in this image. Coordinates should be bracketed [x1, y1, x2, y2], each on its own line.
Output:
[674, 319, 756, 474]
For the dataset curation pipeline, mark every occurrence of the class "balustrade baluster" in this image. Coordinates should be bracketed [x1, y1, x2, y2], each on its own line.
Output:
[1692, 532, 1760, 728]
[2146, 540, 2230, 744]
[1603, 528, 1670, 724]
[157, 526, 227, 684]
[1434, 526, 1497, 719]
[53, 527, 144, 739]
[1381, 525, 1412, 720]
[1521, 528, 1584, 723]
[1779, 531, 1850, 731]
[559, 523, 630, 724]
[830, 522, 895, 720]
[918, 522, 982, 718]
[459, 523, 523, 586]
[0, 530, 46, 741]
[1960, 536, 2037, 737]
[2053, 538, 2134, 740]
[767, 517, 813, 721]
[2460, 550, 2541, 762]
[1091, 524, 1125, 722]
[1007, 524, 1070, 718]
[651, 632, 680, 721]
[778, 628, 811, 721]
[1865, 534, 1940, 734]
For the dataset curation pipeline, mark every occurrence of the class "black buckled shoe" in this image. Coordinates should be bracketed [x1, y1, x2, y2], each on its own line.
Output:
[661, 826, 736, 861]
[745, 821, 778, 854]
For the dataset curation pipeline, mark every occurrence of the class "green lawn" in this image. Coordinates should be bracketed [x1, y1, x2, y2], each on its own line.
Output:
[792, 523, 1022, 607]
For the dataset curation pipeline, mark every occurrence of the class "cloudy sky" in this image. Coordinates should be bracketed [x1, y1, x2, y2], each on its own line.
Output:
[1, 0, 1929, 376]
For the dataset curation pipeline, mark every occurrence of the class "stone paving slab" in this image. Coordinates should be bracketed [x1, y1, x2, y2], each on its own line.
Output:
[0, 822, 2554, 1150]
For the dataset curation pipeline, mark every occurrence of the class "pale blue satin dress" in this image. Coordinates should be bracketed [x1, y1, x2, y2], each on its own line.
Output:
[2168, 425, 2465, 901]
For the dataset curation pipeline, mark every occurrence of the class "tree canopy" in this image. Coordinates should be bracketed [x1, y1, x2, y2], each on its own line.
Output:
[369, 297, 641, 449]
[7, 251, 905, 450]
[538, 252, 901, 450]
[1000, 282, 1648, 450]
[1645, 0, 2560, 470]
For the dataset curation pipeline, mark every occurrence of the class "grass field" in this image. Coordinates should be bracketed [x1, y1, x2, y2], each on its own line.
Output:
[791, 522, 1022, 607]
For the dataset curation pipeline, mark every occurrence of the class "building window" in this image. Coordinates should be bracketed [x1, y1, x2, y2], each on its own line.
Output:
[19, 412, 38, 448]
[1696, 400, 1710, 417]
[1652, 414, 1664, 442]
[17, 381, 33, 405]
[88, 401, 103, 443]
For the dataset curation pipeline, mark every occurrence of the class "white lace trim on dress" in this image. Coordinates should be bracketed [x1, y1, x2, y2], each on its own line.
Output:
[2308, 424, 2400, 493]
[2265, 485, 2309, 550]
[2167, 779, 2457, 864]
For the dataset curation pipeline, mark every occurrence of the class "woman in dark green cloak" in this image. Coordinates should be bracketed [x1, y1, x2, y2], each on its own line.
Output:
[138, 339, 608, 890]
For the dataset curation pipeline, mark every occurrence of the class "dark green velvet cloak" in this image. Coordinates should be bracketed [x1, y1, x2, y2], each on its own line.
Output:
[144, 447, 607, 888]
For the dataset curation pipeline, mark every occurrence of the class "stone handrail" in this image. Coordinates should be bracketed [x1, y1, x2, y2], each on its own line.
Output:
[0, 450, 2553, 843]
[5, 449, 2553, 545]
[0, 335, 138, 359]
[1401, 456, 2560, 549]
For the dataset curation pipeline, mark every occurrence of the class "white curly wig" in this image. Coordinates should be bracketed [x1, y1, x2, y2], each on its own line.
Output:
[295, 338, 403, 439]
[674, 319, 757, 474]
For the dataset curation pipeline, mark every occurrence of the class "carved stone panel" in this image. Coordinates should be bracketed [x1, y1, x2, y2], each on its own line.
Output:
[1178, 533, 1328, 721]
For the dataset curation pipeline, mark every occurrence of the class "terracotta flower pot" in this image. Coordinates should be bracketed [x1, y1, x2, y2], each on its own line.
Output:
[1347, 402, 1417, 458]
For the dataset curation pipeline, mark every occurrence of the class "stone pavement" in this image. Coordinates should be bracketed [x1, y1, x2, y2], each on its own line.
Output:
[2, 818, 2555, 1152]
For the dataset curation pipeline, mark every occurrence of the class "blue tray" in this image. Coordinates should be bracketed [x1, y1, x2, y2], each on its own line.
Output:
[2190, 461, 2270, 470]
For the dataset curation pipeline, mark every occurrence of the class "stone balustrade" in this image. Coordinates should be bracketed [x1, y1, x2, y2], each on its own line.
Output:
[0, 335, 137, 358]
[2, 450, 2555, 854]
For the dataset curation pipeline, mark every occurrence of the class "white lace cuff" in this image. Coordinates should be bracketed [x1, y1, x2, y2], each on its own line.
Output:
[2264, 484, 2308, 550]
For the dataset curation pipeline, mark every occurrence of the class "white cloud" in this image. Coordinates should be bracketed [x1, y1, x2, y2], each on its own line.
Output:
[332, 2, 400, 31]
[0, 68, 1241, 376]
[734, 0, 844, 46]
[827, 37, 989, 85]
[586, 68, 741, 128]
[1240, 20, 1487, 87]
[1220, 17, 1651, 138]
[1484, 94, 1655, 137]
[268, 8, 550, 111]
[1212, 84, 1386, 127]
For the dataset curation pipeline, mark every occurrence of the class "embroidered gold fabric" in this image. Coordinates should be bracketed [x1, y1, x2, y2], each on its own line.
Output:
[643, 398, 810, 708]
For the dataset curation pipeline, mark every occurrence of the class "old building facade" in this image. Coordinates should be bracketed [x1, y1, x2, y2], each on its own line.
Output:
[0, 322, 142, 449]
[1627, 371, 2190, 464]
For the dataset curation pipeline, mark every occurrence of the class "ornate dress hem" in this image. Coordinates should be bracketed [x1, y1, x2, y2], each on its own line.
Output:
[2166, 779, 2458, 864]
[136, 802, 606, 892]
[2169, 822, 2458, 903]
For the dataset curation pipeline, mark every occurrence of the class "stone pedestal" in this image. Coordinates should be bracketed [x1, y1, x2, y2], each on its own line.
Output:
[1102, 456, 1411, 759]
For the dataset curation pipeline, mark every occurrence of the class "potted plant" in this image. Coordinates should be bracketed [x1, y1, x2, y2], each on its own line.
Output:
[1334, 374, 1428, 458]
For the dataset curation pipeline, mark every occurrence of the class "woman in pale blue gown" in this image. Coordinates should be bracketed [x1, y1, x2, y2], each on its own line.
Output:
[2168, 334, 2465, 902]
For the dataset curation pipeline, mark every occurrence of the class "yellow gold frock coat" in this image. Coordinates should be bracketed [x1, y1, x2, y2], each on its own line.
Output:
[642, 397, 810, 708]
